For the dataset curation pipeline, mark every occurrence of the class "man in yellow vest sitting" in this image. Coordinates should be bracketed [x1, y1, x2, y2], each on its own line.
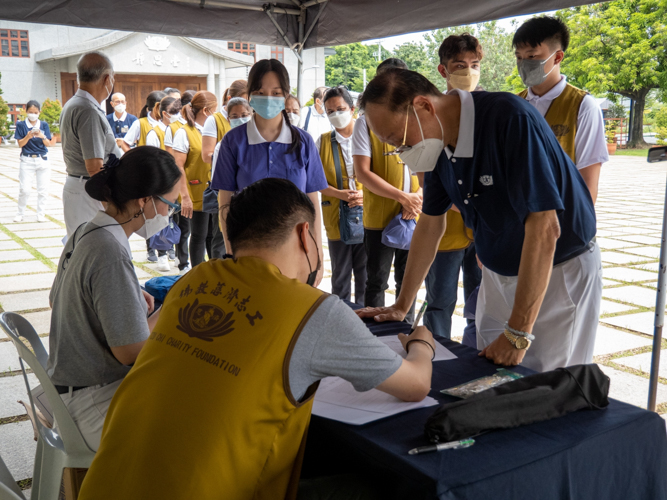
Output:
[78, 178, 435, 500]
[514, 16, 608, 204]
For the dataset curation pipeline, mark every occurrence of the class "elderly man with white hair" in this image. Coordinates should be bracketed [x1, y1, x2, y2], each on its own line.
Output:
[60, 51, 121, 237]
[106, 92, 138, 148]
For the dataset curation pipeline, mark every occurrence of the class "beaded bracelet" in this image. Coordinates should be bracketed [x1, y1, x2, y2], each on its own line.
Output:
[406, 339, 436, 361]
[504, 322, 536, 341]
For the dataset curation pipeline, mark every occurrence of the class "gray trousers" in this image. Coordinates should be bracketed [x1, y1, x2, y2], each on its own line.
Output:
[328, 239, 367, 305]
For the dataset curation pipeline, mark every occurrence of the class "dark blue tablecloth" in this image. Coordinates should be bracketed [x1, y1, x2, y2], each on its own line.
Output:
[304, 309, 667, 499]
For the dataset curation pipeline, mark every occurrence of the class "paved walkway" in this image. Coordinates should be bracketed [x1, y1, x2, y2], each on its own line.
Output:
[0, 145, 666, 494]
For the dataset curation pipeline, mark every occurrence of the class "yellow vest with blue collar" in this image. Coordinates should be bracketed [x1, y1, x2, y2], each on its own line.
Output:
[213, 112, 232, 142]
[319, 131, 365, 241]
[363, 131, 419, 230]
[518, 83, 587, 163]
[137, 117, 154, 147]
[78, 256, 327, 500]
[181, 124, 210, 212]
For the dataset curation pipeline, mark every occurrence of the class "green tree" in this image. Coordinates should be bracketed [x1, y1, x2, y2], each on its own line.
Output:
[424, 21, 517, 92]
[392, 42, 430, 75]
[0, 72, 9, 138]
[325, 42, 391, 92]
[40, 98, 62, 135]
[558, 0, 667, 148]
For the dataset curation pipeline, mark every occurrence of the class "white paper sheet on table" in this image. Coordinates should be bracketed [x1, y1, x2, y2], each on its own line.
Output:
[312, 377, 439, 425]
[378, 336, 457, 362]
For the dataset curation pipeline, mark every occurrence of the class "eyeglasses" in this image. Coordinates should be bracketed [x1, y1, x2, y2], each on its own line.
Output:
[383, 106, 412, 157]
[156, 195, 181, 216]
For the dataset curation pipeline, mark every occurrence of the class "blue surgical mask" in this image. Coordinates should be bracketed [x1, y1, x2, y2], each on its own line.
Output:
[249, 95, 285, 120]
[230, 116, 251, 128]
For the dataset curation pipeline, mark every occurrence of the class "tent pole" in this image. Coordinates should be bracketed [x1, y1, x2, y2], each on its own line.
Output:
[297, 11, 305, 105]
[648, 174, 667, 411]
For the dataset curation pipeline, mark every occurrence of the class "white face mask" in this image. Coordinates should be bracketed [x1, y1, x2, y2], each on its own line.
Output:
[398, 107, 445, 173]
[230, 115, 251, 128]
[27, 113, 39, 122]
[114, 104, 126, 114]
[328, 110, 352, 130]
[168, 114, 180, 123]
[135, 199, 170, 240]
[287, 112, 301, 127]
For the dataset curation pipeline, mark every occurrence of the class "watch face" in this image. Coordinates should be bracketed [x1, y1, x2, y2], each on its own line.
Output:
[516, 337, 529, 349]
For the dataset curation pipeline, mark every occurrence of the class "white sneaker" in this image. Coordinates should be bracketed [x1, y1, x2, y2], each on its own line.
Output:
[157, 255, 171, 272]
[13, 215, 22, 223]
[179, 265, 192, 276]
[37, 214, 47, 222]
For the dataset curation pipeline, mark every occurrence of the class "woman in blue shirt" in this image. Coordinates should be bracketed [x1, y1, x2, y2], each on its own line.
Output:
[14, 100, 52, 222]
[212, 59, 327, 285]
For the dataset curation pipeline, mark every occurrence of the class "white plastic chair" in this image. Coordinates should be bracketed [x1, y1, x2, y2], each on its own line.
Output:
[0, 312, 95, 500]
[0, 452, 26, 500]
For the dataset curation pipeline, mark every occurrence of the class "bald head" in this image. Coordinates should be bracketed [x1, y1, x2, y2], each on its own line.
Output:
[77, 51, 114, 84]
[111, 93, 125, 102]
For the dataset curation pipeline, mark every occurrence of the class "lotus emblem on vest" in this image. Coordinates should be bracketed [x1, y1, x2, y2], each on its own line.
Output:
[177, 299, 235, 342]
[550, 124, 570, 137]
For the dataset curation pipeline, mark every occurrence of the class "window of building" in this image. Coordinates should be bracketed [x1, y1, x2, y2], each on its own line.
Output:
[270, 46, 284, 63]
[7, 104, 24, 125]
[228, 41, 256, 61]
[0, 30, 30, 58]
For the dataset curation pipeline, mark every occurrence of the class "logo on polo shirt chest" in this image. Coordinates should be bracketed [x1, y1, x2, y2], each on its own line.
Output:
[479, 175, 493, 186]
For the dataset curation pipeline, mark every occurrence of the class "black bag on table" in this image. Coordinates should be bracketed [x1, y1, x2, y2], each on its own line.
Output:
[425, 364, 610, 443]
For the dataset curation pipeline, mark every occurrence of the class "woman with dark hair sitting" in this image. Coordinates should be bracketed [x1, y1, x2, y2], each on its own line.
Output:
[14, 100, 52, 222]
[47, 146, 181, 450]
[211, 59, 328, 285]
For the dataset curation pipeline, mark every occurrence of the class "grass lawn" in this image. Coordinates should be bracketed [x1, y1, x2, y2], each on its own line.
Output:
[615, 148, 651, 157]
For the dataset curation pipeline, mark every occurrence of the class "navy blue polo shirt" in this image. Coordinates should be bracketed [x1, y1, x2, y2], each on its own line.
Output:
[106, 112, 138, 138]
[423, 90, 596, 277]
[15, 119, 51, 156]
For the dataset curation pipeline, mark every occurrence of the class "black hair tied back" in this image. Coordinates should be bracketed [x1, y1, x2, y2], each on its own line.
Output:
[85, 147, 182, 213]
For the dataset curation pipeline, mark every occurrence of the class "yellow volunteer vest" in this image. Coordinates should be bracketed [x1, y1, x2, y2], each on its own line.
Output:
[182, 124, 211, 212]
[78, 257, 327, 500]
[437, 211, 474, 252]
[168, 120, 185, 146]
[137, 117, 154, 147]
[363, 131, 419, 230]
[319, 131, 364, 241]
[214, 112, 232, 142]
[153, 126, 166, 150]
[518, 83, 587, 163]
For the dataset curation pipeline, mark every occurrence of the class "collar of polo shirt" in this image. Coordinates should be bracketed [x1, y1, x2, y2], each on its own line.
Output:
[246, 115, 292, 145]
[113, 111, 128, 122]
[443, 88, 475, 160]
[75, 88, 106, 111]
[90, 210, 133, 259]
[526, 74, 567, 103]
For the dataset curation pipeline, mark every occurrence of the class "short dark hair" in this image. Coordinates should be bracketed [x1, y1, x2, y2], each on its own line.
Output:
[377, 58, 408, 75]
[163, 87, 180, 96]
[323, 86, 354, 108]
[160, 96, 181, 117]
[360, 68, 440, 113]
[438, 33, 483, 65]
[180, 90, 196, 107]
[85, 147, 181, 213]
[226, 178, 315, 253]
[26, 100, 41, 112]
[513, 16, 570, 51]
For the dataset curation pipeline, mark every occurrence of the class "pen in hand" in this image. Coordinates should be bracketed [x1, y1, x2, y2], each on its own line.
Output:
[410, 301, 428, 334]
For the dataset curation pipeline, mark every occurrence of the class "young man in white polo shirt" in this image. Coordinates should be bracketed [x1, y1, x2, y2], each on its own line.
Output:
[514, 16, 608, 204]
[300, 86, 333, 139]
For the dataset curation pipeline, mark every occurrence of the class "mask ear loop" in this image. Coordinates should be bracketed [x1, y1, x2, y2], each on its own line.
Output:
[412, 105, 425, 144]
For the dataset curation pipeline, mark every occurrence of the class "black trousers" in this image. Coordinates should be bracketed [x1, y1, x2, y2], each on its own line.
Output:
[328, 239, 367, 305]
[363, 229, 416, 323]
[173, 212, 190, 271]
[190, 211, 225, 267]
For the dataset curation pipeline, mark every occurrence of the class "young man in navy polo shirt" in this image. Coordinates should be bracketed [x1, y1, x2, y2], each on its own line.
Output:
[357, 69, 602, 373]
[106, 92, 138, 149]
